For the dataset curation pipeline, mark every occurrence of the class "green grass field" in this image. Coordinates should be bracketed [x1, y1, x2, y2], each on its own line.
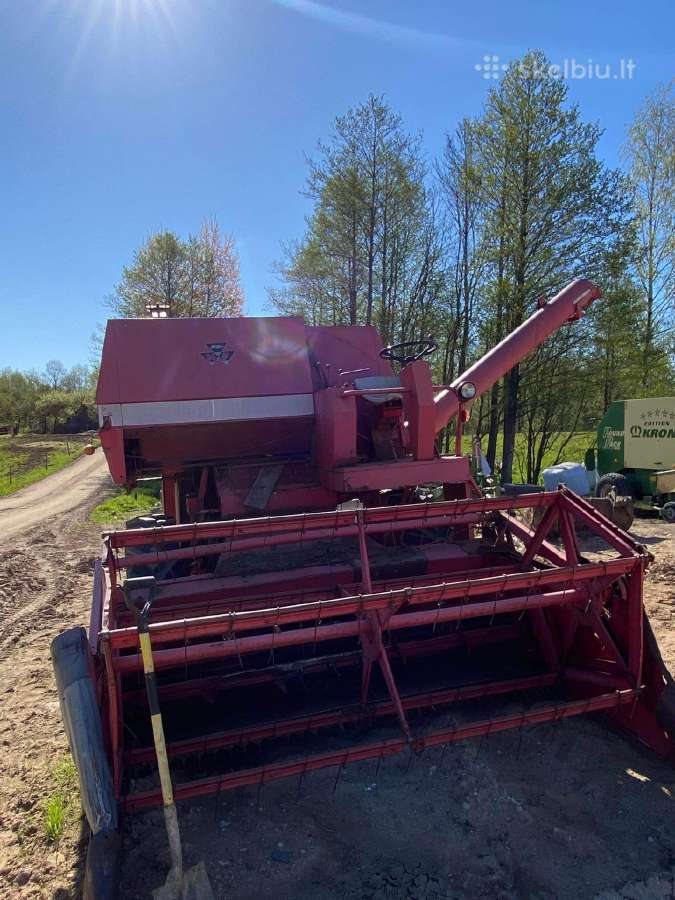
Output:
[0, 433, 95, 497]
[90, 482, 161, 525]
[490, 430, 594, 482]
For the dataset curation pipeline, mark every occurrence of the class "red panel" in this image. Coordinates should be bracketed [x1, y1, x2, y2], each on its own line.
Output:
[96, 316, 313, 404]
[401, 360, 436, 460]
[132, 418, 313, 465]
[314, 388, 357, 467]
[307, 325, 391, 387]
[99, 423, 126, 484]
[319, 455, 471, 492]
[217, 483, 337, 517]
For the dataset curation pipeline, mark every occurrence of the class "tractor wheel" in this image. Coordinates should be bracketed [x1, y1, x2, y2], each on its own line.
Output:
[596, 472, 634, 500]
[661, 502, 675, 524]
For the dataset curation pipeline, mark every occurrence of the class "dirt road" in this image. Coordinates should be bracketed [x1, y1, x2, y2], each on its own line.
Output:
[0, 451, 108, 543]
[0, 475, 673, 898]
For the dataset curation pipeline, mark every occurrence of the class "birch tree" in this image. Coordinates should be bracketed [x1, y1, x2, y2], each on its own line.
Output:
[623, 81, 674, 389]
[110, 222, 244, 318]
[475, 51, 632, 482]
[270, 95, 445, 344]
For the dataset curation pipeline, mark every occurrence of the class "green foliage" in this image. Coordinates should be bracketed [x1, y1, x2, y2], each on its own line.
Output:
[271, 58, 662, 484]
[0, 363, 96, 435]
[479, 431, 594, 484]
[43, 796, 67, 843]
[110, 219, 244, 318]
[513, 431, 594, 484]
[90, 484, 161, 525]
[470, 50, 635, 482]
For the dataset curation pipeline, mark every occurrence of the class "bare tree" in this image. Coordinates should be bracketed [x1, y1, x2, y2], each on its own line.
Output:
[272, 95, 443, 346]
[44, 359, 67, 389]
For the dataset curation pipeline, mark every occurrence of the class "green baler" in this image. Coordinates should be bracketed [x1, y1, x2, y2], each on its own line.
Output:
[585, 396, 675, 522]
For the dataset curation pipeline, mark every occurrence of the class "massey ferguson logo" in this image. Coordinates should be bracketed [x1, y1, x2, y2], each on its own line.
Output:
[201, 343, 234, 366]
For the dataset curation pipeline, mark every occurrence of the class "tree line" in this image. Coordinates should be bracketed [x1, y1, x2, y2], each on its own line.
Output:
[0, 362, 97, 434]
[270, 53, 674, 483]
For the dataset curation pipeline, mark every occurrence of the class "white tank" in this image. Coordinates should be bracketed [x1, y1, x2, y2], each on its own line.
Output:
[542, 461, 592, 496]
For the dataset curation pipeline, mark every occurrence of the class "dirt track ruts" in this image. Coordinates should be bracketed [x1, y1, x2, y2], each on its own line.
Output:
[0, 451, 108, 544]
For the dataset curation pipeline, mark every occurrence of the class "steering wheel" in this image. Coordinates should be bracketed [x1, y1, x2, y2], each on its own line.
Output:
[379, 337, 437, 367]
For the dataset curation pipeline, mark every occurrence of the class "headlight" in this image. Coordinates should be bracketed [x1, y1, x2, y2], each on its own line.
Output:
[458, 381, 476, 401]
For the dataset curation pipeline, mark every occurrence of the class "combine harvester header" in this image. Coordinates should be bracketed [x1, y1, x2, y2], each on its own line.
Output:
[52, 279, 674, 896]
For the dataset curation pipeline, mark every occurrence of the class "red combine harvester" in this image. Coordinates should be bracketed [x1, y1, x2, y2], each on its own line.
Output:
[52, 279, 674, 884]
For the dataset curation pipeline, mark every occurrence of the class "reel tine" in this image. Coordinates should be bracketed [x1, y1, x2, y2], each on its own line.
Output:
[332, 760, 345, 797]
[405, 747, 415, 774]
[183, 619, 189, 681]
[256, 774, 265, 811]
[433, 582, 446, 634]
[296, 765, 306, 802]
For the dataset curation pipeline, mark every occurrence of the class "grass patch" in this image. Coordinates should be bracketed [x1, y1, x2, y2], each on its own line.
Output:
[44, 796, 67, 843]
[0, 433, 95, 497]
[42, 755, 79, 845]
[90, 482, 161, 525]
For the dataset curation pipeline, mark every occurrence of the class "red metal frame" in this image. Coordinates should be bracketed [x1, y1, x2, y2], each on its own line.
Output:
[124, 690, 636, 812]
[92, 486, 673, 810]
[82, 279, 673, 823]
[97, 280, 603, 522]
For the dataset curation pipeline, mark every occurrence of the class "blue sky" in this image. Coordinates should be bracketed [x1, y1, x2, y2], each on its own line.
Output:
[0, 0, 672, 371]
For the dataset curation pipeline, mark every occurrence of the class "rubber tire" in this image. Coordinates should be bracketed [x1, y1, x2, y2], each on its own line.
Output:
[661, 502, 675, 524]
[596, 472, 634, 499]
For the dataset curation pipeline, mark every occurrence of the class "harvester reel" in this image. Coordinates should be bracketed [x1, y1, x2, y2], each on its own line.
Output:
[379, 336, 437, 367]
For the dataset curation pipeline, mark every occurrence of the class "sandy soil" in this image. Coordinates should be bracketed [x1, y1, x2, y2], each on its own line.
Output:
[0, 456, 111, 899]
[0, 486, 673, 899]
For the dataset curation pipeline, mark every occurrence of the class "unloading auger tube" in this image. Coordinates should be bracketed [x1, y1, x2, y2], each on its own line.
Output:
[432, 278, 602, 434]
[51, 277, 674, 900]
